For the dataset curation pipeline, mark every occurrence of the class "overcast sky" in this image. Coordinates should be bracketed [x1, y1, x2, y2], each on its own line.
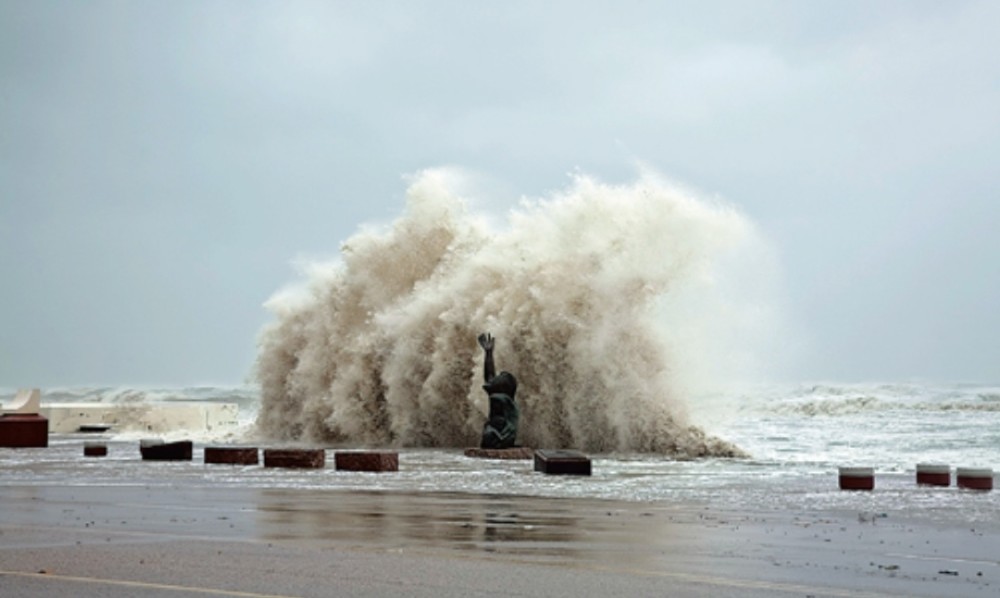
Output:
[2, 0, 998, 387]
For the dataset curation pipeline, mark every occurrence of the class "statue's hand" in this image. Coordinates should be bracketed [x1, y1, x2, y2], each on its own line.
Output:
[478, 332, 494, 351]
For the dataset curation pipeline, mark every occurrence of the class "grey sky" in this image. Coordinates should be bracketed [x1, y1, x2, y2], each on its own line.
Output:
[1, 0, 997, 386]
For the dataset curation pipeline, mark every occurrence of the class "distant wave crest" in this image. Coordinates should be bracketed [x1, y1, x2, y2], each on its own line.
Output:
[756, 383, 1000, 416]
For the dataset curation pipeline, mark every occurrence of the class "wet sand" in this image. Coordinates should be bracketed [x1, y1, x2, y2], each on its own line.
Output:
[1, 483, 997, 597]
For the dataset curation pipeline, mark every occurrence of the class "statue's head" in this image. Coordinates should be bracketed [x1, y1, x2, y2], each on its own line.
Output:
[483, 370, 517, 396]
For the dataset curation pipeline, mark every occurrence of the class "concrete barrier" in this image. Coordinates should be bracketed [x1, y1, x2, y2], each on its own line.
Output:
[0, 414, 49, 448]
[916, 463, 950, 486]
[838, 467, 875, 490]
[334, 451, 399, 472]
[140, 439, 193, 461]
[205, 446, 259, 465]
[534, 449, 592, 476]
[84, 441, 108, 457]
[956, 467, 993, 491]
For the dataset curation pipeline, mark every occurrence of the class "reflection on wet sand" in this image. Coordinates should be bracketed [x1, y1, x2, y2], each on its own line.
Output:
[256, 489, 683, 564]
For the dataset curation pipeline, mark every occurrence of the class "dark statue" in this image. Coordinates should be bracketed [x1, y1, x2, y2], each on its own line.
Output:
[478, 332, 519, 449]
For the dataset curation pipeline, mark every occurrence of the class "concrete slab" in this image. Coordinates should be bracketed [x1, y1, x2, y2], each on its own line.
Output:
[534, 449, 591, 476]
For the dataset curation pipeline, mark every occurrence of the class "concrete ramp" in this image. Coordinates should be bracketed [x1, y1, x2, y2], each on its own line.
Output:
[3, 388, 41, 414]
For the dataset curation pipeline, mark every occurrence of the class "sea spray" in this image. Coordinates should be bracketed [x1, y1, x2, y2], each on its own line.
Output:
[254, 169, 757, 457]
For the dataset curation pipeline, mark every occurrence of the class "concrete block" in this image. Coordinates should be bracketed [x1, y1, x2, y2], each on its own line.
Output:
[956, 467, 993, 491]
[334, 451, 398, 472]
[84, 442, 107, 457]
[205, 446, 259, 465]
[263, 448, 325, 469]
[838, 466, 875, 490]
[534, 449, 591, 476]
[140, 439, 193, 461]
[0, 414, 49, 448]
[916, 463, 950, 486]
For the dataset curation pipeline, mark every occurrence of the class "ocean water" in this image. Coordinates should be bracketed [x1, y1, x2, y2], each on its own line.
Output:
[2, 382, 997, 525]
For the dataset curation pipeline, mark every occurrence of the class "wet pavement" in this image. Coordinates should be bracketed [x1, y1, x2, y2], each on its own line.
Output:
[2, 483, 998, 597]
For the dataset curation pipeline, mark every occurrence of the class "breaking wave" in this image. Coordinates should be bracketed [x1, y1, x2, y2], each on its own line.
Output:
[254, 169, 770, 457]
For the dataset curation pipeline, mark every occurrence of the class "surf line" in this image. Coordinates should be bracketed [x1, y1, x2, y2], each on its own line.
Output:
[884, 553, 999, 567]
[565, 563, 900, 598]
[0, 569, 301, 598]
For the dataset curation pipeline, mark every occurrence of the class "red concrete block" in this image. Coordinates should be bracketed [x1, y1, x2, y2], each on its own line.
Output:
[838, 467, 875, 490]
[140, 440, 193, 461]
[263, 448, 325, 469]
[534, 449, 591, 476]
[84, 442, 108, 457]
[916, 463, 950, 487]
[956, 468, 993, 491]
[205, 446, 259, 465]
[334, 451, 399, 472]
[464, 447, 534, 460]
[0, 414, 49, 448]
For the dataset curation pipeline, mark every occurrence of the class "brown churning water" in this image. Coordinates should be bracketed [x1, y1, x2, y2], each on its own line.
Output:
[253, 169, 766, 457]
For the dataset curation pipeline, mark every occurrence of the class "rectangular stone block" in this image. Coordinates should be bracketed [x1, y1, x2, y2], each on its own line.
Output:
[838, 466, 875, 491]
[956, 467, 993, 491]
[534, 449, 591, 476]
[916, 463, 950, 487]
[0, 414, 49, 448]
[84, 442, 107, 457]
[205, 446, 259, 465]
[335, 451, 399, 472]
[140, 440, 193, 461]
[263, 448, 326, 469]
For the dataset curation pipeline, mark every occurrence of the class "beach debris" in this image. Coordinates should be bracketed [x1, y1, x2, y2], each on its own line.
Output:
[857, 511, 888, 523]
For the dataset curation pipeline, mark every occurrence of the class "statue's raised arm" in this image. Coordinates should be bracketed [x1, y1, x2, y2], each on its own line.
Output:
[477, 332, 495, 383]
